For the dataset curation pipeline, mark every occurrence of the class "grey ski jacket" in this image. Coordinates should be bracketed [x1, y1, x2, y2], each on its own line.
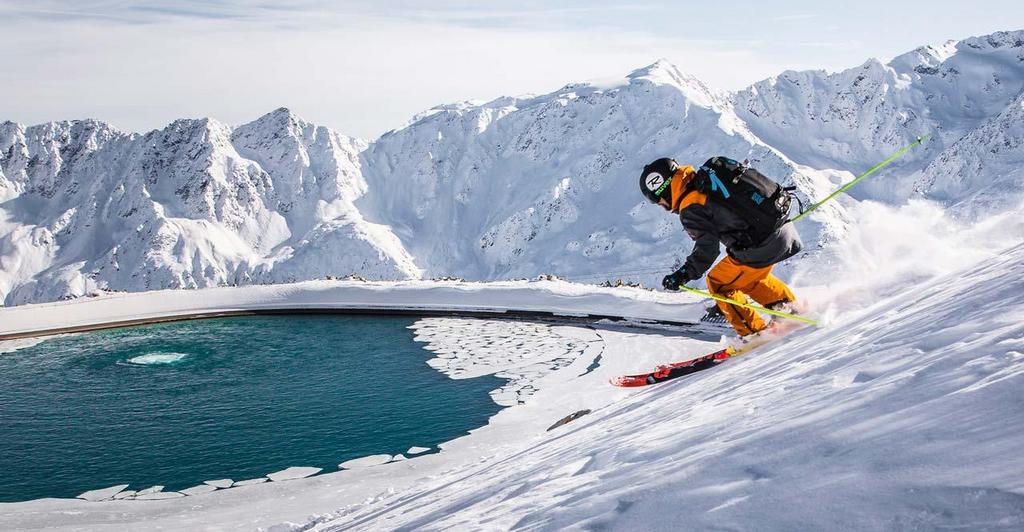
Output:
[678, 194, 802, 280]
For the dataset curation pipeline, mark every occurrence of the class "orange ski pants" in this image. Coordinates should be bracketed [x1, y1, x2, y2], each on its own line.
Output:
[706, 256, 796, 336]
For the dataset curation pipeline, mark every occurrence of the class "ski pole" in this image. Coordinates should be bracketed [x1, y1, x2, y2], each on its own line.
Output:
[679, 285, 819, 326]
[790, 135, 930, 223]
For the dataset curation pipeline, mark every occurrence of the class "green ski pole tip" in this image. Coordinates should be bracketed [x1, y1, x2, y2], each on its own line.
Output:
[790, 135, 930, 224]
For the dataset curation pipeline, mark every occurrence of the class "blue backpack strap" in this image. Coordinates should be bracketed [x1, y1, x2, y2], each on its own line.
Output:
[701, 165, 731, 199]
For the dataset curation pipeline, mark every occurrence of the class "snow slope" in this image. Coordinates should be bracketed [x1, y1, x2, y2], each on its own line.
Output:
[3, 240, 1019, 530]
[308, 245, 1024, 531]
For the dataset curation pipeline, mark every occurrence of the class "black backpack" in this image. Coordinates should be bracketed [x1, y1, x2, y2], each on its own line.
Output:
[693, 156, 794, 246]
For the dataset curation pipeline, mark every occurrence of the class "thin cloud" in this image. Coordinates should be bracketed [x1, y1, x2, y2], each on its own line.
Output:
[0, 0, 282, 24]
[3, 0, 1019, 139]
[771, 13, 819, 22]
[0, 4, 150, 24]
[129, 4, 252, 21]
[397, 5, 656, 23]
[795, 40, 865, 50]
[0, 1, 657, 27]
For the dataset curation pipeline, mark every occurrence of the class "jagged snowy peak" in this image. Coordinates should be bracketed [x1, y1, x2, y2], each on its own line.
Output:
[733, 29, 1024, 202]
[231, 107, 369, 206]
[0, 120, 126, 201]
[912, 91, 1024, 216]
[227, 108, 419, 283]
[129, 118, 278, 227]
[4, 30, 1024, 305]
[0, 111, 418, 305]
[625, 58, 730, 108]
[359, 60, 831, 282]
[0, 116, 292, 304]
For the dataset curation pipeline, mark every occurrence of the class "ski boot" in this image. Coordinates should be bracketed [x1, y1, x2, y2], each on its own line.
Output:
[765, 299, 808, 315]
[700, 305, 728, 324]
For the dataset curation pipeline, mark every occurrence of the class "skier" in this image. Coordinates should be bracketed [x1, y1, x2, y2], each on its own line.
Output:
[639, 156, 802, 338]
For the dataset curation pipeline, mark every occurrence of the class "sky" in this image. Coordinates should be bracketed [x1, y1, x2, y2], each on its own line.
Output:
[2, 1, 1024, 139]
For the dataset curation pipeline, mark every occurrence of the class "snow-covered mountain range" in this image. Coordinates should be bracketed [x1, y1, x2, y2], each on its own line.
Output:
[2, 30, 1023, 306]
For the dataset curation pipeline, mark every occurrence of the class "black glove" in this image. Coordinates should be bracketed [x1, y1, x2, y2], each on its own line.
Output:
[662, 268, 691, 291]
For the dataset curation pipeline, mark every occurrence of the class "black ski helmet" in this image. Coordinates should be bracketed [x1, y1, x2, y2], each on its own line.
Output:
[639, 158, 679, 204]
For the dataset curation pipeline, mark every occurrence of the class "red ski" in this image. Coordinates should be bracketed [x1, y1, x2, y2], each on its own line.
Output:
[610, 319, 812, 387]
[610, 347, 736, 387]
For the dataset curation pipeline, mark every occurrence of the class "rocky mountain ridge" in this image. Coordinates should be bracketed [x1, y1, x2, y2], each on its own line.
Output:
[2, 29, 1023, 305]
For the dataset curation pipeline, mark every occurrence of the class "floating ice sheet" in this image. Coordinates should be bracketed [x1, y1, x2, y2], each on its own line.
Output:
[77, 484, 129, 502]
[411, 318, 603, 405]
[135, 485, 164, 496]
[135, 491, 184, 500]
[407, 446, 430, 455]
[181, 484, 218, 496]
[339, 454, 392, 469]
[205, 479, 234, 488]
[267, 467, 322, 482]
[232, 478, 269, 487]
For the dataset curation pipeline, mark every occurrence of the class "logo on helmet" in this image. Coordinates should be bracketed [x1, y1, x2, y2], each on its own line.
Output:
[645, 172, 665, 192]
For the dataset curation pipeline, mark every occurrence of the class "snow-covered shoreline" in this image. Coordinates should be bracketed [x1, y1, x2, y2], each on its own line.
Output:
[0, 280, 719, 530]
[3, 245, 1024, 530]
[308, 243, 1024, 531]
[0, 278, 706, 340]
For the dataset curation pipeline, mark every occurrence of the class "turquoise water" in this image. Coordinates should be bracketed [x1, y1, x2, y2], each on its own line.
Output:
[0, 315, 504, 502]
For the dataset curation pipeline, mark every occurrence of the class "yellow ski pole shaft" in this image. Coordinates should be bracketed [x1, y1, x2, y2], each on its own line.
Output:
[680, 285, 819, 326]
[790, 135, 930, 223]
